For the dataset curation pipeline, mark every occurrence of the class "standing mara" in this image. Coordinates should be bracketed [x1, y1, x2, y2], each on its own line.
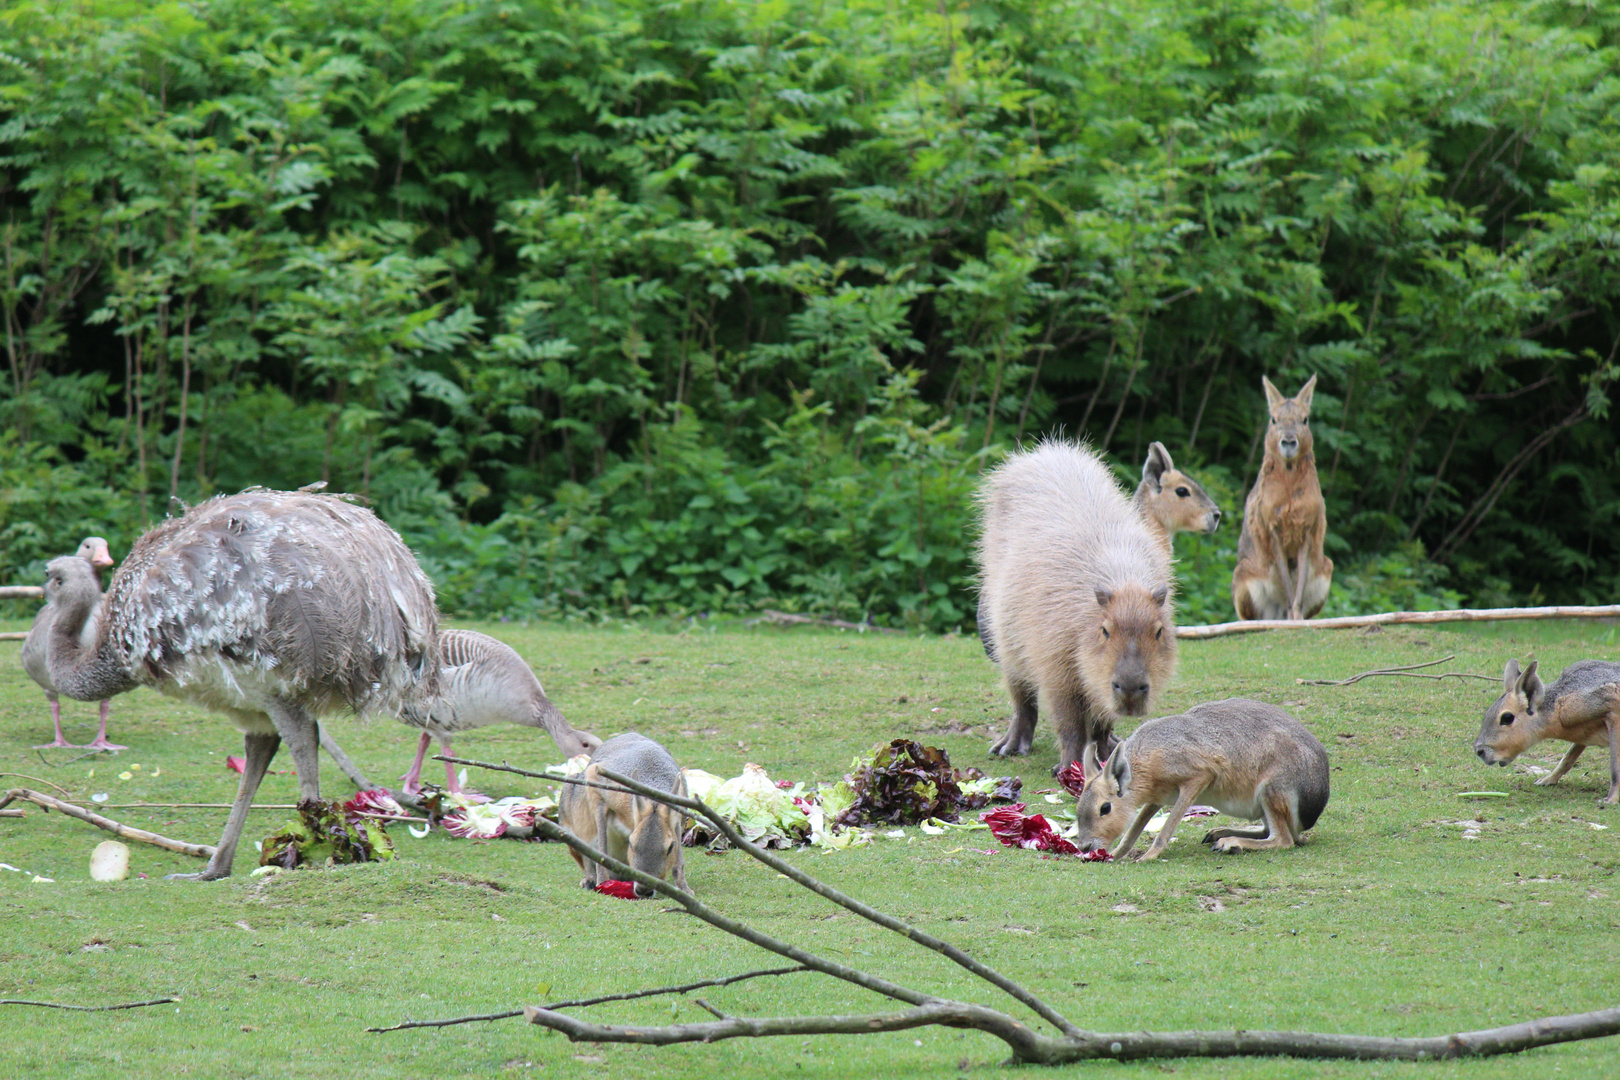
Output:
[1232, 375, 1333, 620]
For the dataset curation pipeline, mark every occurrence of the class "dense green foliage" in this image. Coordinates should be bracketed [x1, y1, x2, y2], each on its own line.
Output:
[3, 0, 1618, 627]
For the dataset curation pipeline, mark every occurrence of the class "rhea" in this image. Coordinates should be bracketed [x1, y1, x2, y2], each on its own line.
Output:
[21, 536, 125, 750]
[397, 627, 601, 796]
[42, 489, 440, 881]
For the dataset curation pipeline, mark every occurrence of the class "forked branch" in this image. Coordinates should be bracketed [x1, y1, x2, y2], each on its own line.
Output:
[467, 762, 1620, 1064]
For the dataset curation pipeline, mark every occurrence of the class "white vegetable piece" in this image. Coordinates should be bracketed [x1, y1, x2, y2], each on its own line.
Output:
[89, 840, 130, 882]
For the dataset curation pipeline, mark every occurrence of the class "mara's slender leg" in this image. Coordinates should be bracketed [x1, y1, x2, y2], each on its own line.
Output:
[1137, 780, 1206, 861]
[318, 726, 374, 791]
[1213, 787, 1299, 852]
[1109, 803, 1161, 860]
[83, 699, 127, 751]
[1289, 544, 1310, 621]
[168, 731, 280, 881]
[989, 678, 1038, 758]
[1203, 823, 1271, 843]
[401, 731, 433, 794]
[1602, 713, 1619, 808]
[1270, 528, 1295, 618]
[1537, 743, 1586, 787]
[588, 767, 613, 888]
[35, 696, 73, 749]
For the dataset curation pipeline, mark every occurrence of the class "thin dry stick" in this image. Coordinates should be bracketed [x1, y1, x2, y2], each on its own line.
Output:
[1179, 604, 1620, 639]
[0, 789, 214, 858]
[0, 997, 178, 1012]
[0, 631, 25, 641]
[0, 773, 73, 797]
[368, 966, 810, 1033]
[0, 585, 44, 600]
[502, 766, 1620, 1064]
[1298, 656, 1502, 687]
[753, 610, 905, 635]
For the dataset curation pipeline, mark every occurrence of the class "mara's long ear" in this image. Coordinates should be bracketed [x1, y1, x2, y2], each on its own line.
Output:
[1262, 375, 1285, 412]
[1517, 659, 1543, 710]
[1082, 743, 1101, 781]
[1501, 658, 1522, 694]
[1108, 752, 1129, 797]
[1142, 442, 1172, 491]
[1295, 373, 1318, 412]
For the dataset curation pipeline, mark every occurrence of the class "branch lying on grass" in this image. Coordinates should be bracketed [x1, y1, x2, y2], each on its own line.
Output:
[0, 789, 214, 858]
[444, 763, 1620, 1064]
[0, 585, 44, 600]
[1178, 604, 1620, 639]
[1299, 656, 1501, 686]
[0, 631, 25, 641]
[0, 997, 177, 1012]
[368, 966, 810, 1033]
[751, 610, 905, 635]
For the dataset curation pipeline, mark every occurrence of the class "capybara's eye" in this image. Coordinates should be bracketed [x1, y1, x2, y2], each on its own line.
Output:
[1499, 712, 1515, 726]
[1155, 626, 1163, 640]
[1099, 802, 1112, 816]
[1175, 487, 1190, 498]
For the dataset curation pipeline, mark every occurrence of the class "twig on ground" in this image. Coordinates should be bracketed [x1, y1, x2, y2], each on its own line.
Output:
[0, 585, 44, 600]
[1179, 604, 1620, 639]
[0, 808, 23, 818]
[0, 789, 214, 858]
[0, 997, 177, 1012]
[1298, 656, 1501, 686]
[693, 999, 729, 1020]
[752, 610, 905, 635]
[0, 773, 73, 796]
[367, 965, 811, 1032]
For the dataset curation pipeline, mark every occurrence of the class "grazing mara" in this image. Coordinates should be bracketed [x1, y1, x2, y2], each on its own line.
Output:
[42, 489, 440, 881]
[1232, 375, 1333, 620]
[559, 733, 689, 897]
[1074, 698, 1330, 861]
[977, 439, 1177, 775]
[1475, 659, 1620, 806]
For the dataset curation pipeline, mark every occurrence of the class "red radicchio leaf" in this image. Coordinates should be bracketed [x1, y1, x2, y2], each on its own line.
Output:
[594, 879, 640, 900]
[225, 755, 246, 774]
[1055, 761, 1087, 798]
[979, 803, 1083, 857]
[775, 779, 795, 790]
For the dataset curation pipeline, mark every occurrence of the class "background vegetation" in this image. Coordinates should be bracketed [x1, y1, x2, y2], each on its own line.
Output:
[4, 0, 1619, 628]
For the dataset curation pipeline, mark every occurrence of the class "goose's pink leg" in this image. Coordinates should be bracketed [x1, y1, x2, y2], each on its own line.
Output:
[401, 731, 433, 794]
[84, 700, 127, 751]
[441, 736, 461, 794]
[33, 698, 75, 749]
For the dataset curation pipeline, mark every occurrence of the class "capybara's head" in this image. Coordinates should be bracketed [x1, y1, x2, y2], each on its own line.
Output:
[1261, 374, 1317, 463]
[1087, 582, 1175, 718]
[1074, 752, 1133, 854]
[1475, 658, 1542, 767]
[1139, 442, 1221, 537]
[628, 797, 689, 898]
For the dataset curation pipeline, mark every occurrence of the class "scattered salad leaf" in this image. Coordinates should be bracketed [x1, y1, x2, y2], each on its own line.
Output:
[836, 740, 1019, 827]
[258, 799, 397, 869]
[594, 879, 640, 900]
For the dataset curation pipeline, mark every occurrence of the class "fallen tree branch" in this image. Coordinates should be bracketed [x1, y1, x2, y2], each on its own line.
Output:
[494, 766, 1620, 1064]
[0, 773, 73, 796]
[1298, 656, 1501, 686]
[0, 631, 25, 641]
[367, 965, 809, 1033]
[1178, 604, 1620, 639]
[0, 997, 178, 1012]
[0, 809, 23, 818]
[0, 585, 44, 600]
[0, 789, 215, 858]
[752, 610, 905, 635]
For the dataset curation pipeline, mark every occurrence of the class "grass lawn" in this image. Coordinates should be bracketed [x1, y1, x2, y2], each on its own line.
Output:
[2, 614, 1617, 1079]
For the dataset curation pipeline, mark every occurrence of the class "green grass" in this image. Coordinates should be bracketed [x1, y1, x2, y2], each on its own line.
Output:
[3, 616, 1618, 1079]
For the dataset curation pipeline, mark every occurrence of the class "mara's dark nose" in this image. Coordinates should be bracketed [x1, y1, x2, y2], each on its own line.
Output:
[1208, 509, 1223, 530]
[1279, 437, 1298, 456]
[634, 882, 656, 899]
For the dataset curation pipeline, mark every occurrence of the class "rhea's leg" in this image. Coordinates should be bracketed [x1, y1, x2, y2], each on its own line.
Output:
[265, 700, 323, 806]
[168, 731, 280, 881]
[401, 731, 433, 794]
[83, 699, 127, 751]
[1537, 743, 1585, 787]
[440, 735, 460, 794]
[34, 695, 75, 749]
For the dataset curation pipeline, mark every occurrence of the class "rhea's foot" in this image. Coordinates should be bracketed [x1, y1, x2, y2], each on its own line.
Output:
[84, 737, 129, 751]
